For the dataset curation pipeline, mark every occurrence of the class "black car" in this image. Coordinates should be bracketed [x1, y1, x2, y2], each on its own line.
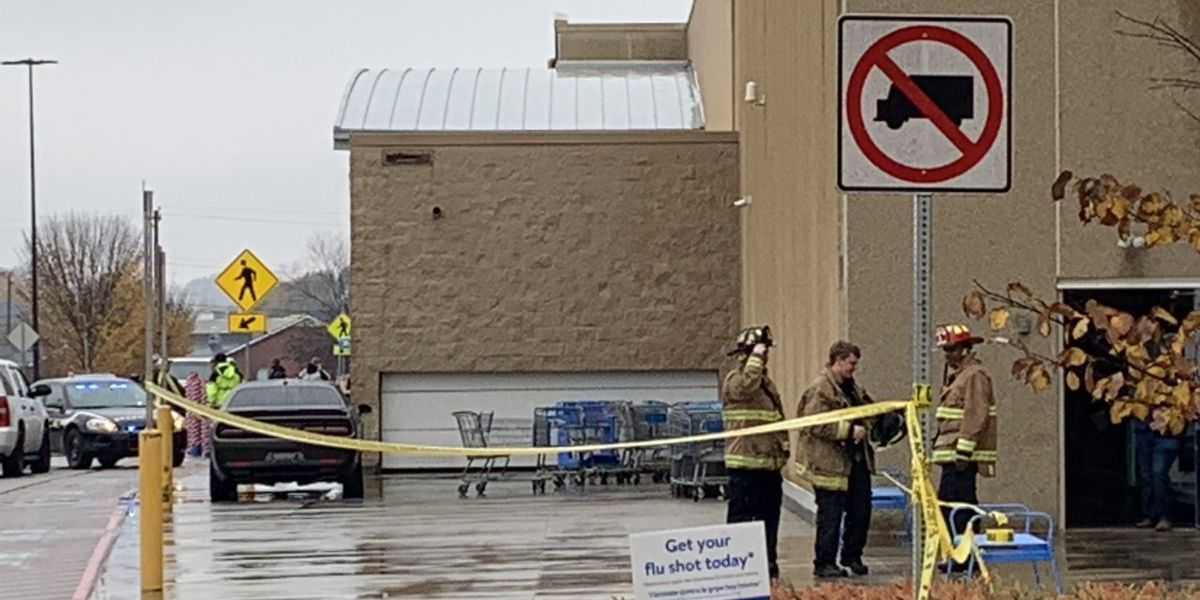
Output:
[209, 380, 370, 502]
[33, 375, 187, 470]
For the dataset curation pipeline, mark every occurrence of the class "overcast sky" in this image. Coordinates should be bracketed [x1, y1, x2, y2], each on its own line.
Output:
[0, 0, 692, 285]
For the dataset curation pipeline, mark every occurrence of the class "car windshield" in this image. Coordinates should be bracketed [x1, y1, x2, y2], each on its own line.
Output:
[66, 381, 147, 409]
[225, 384, 345, 410]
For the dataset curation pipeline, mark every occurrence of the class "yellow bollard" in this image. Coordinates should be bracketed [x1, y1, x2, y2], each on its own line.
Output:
[156, 405, 174, 512]
[139, 430, 164, 593]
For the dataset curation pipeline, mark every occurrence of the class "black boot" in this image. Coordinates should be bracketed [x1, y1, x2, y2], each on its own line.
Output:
[814, 563, 849, 579]
[843, 560, 869, 576]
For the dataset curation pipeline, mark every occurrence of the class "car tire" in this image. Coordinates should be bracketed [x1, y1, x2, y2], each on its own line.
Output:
[209, 462, 238, 503]
[341, 459, 364, 499]
[98, 455, 120, 469]
[65, 429, 94, 470]
[1, 428, 25, 478]
[30, 430, 51, 474]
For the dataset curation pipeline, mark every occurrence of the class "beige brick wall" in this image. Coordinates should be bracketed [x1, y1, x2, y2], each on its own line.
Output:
[348, 135, 740, 460]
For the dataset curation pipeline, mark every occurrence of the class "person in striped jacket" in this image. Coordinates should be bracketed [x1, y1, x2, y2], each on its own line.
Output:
[932, 324, 998, 544]
[722, 325, 789, 583]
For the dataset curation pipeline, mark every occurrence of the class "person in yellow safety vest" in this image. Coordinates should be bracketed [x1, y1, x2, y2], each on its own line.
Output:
[722, 325, 789, 583]
[932, 324, 998, 551]
[205, 353, 244, 410]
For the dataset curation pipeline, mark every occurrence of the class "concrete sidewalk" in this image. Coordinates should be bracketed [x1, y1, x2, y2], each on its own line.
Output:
[0, 458, 137, 600]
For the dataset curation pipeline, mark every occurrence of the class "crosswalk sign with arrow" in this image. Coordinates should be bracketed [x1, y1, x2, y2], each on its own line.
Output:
[228, 313, 268, 334]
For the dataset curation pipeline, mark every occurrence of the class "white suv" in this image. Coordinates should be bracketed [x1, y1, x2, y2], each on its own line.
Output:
[0, 359, 51, 477]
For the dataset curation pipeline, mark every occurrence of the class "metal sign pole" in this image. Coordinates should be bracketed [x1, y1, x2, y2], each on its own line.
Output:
[911, 192, 933, 594]
[143, 189, 155, 427]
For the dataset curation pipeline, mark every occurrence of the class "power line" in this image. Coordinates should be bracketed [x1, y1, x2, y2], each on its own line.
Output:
[162, 213, 347, 227]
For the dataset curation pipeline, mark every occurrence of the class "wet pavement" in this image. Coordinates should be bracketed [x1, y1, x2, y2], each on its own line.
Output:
[0, 457, 137, 600]
[90, 461, 1200, 599]
[94, 461, 910, 599]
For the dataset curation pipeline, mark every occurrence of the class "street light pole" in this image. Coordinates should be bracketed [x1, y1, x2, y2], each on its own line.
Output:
[3, 57, 57, 379]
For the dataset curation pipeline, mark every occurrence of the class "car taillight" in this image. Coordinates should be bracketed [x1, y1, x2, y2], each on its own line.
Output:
[0, 397, 9, 428]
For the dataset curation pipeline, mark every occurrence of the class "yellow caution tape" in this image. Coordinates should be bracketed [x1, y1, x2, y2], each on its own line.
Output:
[145, 382, 906, 457]
[144, 380, 992, 599]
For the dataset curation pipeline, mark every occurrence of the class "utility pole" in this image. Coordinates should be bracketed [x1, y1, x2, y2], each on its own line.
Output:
[5, 271, 11, 336]
[157, 246, 166, 360]
[2, 57, 57, 380]
[143, 188, 155, 426]
[153, 209, 166, 360]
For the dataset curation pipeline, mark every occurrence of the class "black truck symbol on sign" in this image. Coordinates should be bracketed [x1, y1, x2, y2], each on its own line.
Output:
[874, 75, 973, 130]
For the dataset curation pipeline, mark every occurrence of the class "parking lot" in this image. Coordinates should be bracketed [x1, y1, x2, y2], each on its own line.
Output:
[89, 462, 907, 600]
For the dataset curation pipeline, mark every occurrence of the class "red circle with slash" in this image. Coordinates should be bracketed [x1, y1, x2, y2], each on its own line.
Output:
[846, 25, 1003, 183]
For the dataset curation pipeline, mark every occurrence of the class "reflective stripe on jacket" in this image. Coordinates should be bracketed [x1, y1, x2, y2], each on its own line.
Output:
[722, 353, 789, 472]
[932, 356, 998, 477]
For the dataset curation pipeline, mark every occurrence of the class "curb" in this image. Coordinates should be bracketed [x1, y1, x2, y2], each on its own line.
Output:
[72, 489, 136, 600]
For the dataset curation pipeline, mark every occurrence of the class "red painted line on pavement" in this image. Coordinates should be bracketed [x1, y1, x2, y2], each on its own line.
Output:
[72, 490, 135, 600]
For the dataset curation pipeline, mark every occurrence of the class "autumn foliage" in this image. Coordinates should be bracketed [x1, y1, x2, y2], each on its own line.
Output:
[955, 169, 1200, 435]
[1052, 170, 1200, 251]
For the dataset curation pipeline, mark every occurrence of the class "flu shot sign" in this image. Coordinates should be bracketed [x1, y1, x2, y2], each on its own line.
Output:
[629, 522, 770, 600]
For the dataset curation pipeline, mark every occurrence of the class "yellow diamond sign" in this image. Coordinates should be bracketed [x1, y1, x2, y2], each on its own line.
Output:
[328, 313, 352, 340]
[216, 249, 279, 312]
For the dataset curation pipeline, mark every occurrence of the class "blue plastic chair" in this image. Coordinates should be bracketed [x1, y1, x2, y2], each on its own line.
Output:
[947, 504, 1062, 595]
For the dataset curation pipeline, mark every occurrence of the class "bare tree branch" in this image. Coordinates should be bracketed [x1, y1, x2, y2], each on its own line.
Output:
[282, 232, 350, 322]
[18, 213, 142, 372]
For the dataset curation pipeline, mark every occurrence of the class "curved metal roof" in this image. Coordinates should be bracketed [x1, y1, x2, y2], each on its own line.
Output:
[333, 62, 704, 145]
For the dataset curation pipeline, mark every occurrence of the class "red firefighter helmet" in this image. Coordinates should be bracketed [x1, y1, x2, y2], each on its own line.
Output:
[934, 323, 984, 349]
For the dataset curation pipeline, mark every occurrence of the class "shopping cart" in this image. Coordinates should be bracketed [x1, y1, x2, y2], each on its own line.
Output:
[619, 401, 672, 484]
[555, 400, 630, 487]
[532, 406, 568, 494]
[453, 410, 510, 498]
[668, 401, 726, 501]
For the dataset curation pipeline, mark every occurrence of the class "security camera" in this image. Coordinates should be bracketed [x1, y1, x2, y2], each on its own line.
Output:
[733, 196, 752, 208]
[432, 206, 443, 220]
[744, 81, 765, 105]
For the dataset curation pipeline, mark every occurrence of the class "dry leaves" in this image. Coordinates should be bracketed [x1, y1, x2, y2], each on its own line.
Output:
[966, 278, 1200, 432]
[989, 307, 1010, 331]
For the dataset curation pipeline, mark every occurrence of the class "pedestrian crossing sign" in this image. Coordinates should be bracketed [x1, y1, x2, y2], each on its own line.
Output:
[327, 313, 352, 340]
[215, 249, 279, 312]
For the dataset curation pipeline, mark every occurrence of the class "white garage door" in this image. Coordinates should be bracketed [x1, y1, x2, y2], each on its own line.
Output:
[380, 371, 719, 469]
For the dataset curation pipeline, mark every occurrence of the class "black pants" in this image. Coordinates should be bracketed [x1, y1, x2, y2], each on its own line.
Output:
[938, 463, 979, 535]
[726, 469, 783, 579]
[813, 459, 872, 567]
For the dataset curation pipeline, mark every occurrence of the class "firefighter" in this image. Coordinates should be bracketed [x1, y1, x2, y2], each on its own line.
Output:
[722, 325, 789, 582]
[932, 324, 998, 548]
[794, 341, 891, 578]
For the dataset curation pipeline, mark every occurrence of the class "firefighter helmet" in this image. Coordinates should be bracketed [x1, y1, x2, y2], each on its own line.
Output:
[729, 325, 774, 356]
[934, 323, 984, 349]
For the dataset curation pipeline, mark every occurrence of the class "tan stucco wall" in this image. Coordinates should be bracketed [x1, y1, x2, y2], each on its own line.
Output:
[726, 0, 1200, 520]
[1059, 0, 1200, 279]
[688, 0, 735, 131]
[839, 0, 1061, 519]
[347, 134, 740, 460]
[736, 0, 846, 466]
